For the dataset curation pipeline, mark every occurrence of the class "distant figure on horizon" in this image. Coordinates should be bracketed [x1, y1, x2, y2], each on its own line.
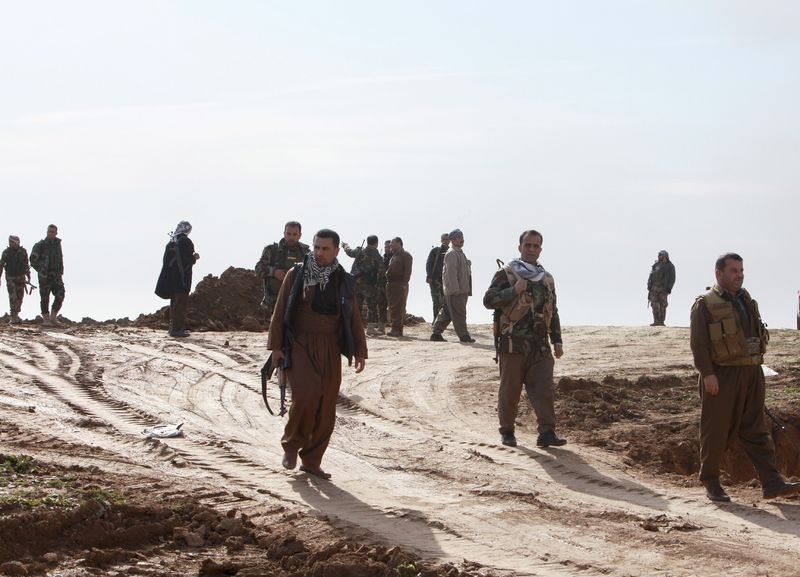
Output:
[155, 221, 200, 338]
[431, 228, 474, 342]
[647, 249, 676, 326]
[30, 224, 65, 326]
[342, 235, 386, 336]
[484, 229, 566, 449]
[0, 235, 31, 325]
[425, 232, 449, 322]
[268, 228, 367, 480]
[385, 237, 412, 337]
[690, 252, 799, 503]
[255, 221, 309, 330]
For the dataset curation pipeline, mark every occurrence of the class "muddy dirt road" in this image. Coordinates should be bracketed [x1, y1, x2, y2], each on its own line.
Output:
[1, 324, 798, 576]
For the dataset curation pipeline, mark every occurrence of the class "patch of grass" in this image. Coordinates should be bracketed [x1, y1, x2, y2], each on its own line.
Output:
[396, 562, 420, 577]
[0, 454, 37, 475]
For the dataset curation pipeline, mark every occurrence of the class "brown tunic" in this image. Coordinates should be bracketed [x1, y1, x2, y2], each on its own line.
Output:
[268, 266, 367, 469]
[386, 249, 413, 332]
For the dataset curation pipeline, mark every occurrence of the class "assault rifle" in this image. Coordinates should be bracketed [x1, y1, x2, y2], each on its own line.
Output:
[260, 356, 287, 417]
[25, 281, 37, 295]
[764, 407, 800, 454]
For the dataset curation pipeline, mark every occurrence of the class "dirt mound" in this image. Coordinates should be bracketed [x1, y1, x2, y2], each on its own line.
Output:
[133, 267, 267, 332]
[553, 374, 800, 483]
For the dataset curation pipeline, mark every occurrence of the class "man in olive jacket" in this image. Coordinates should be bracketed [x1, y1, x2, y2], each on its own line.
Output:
[29, 224, 65, 326]
[0, 235, 31, 324]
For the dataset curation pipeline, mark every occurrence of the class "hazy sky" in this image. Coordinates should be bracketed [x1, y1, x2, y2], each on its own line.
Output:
[2, 1, 798, 328]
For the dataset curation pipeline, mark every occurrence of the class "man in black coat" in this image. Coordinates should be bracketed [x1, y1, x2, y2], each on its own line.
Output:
[155, 221, 199, 337]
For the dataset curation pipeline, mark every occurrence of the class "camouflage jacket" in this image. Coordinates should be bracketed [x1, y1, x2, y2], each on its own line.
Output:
[30, 237, 63, 276]
[483, 267, 562, 355]
[648, 260, 675, 293]
[345, 245, 386, 286]
[0, 246, 30, 278]
[255, 239, 309, 297]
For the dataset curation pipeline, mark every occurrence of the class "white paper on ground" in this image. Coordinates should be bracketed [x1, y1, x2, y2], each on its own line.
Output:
[142, 422, 184, 438]
[762, 365, 779, 377]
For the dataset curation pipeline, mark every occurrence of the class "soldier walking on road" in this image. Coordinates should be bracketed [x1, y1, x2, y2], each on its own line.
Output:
[484, 230, 566, 449]
[0, 236, 31, 324]
[343, 235, 386, 335]
[386, 237, 412, 337]
[29, 224, 65, 326]
[690, 253, 800, 502]
[268, 229, 368, 480]
[255, 221, 309, 329]
[425, 233, 449, 322]
[648, 250, 676, 326]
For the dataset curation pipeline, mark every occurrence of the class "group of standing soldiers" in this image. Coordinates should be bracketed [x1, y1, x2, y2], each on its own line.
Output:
[0, 224, 66, 326]
[255, 221, 415, 339]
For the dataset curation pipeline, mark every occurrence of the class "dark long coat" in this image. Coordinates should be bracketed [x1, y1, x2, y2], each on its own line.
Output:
[155, 234, 197, 299]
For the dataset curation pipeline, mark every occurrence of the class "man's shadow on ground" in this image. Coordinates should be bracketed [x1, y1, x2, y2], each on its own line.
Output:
[288, 474, 447, 558]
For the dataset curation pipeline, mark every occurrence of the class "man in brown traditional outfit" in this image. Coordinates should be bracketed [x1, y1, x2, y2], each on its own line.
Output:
[267, 229, 367, 480]
[386, 237, 413, 337]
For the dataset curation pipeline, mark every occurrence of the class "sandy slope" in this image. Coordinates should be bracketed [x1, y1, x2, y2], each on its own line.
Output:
[0, 324, 798, 576]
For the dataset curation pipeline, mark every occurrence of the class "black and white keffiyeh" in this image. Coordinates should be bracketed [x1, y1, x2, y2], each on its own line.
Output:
[303, 253, 340, 293]
[170, 221, 192, 242]
[507, 258, 547, 282]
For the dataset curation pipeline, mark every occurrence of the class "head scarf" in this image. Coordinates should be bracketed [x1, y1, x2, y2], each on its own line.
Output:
[170, 221, 192, 242]
[658, 250, 669, 259]
[303, 252, 340, 294]
[507, 258, 547, 283]
[449, 228, 463, 240]
[9, 235, 20, 245]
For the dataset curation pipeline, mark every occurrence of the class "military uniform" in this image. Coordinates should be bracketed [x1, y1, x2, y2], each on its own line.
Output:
[386, 248, 413, 336]
[484, 262, 563, 443]
[344, 244, 386, 332]
[690, 285, 784, 490]
[378, 247, 391, 325]
[426, 244, 447, 322]
[0, 243, 30, 322]
[648, 256, 676, 326]
[255, 239, 309, 325]
[30, 236, 65, 318]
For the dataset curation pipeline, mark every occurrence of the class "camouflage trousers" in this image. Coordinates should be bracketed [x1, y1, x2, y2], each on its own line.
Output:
[429, 279, 444, 323]
[5, 275, 26, 314]
[38, 274, 65, 315]
[377, 283, 388, 324]
[355, 281, 381, 324]
[648, 288, 669, 324]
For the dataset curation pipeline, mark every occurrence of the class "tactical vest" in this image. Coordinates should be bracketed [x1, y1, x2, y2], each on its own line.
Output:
[700, 288, 768, 366]
[496, 266, 556, 353]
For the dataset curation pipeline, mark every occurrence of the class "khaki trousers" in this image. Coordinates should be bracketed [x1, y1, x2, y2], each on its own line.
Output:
[498, 349, 556, 435]
[432, 293, 469, 338]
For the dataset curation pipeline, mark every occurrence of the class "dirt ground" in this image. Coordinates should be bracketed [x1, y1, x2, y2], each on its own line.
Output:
[1, 321, 799, 577]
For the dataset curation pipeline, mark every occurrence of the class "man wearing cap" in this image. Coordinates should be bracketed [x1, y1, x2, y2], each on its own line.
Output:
[647, 250, 676, 326]
[0, 236, 31, 324]
[29, 224, 65, 326]
[425, 233, 450, 322]
[431, 229, 474, 342]
[385, 237, 412, 337]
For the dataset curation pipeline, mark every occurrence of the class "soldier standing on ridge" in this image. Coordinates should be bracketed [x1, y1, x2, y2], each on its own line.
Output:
[255, 221, 309, 329]
[690, 252, 800, 502]
[386, 237, 412, 337]
[426, 232, 449, 322]
[343, 236, 386, 335]
[0, 235, 31, 324]
[29, 224, 65, 326]
[484, 230, 566, 449]
[648, 249, 676, 326]
[431, 229, 474, 342]
[378, 239, 392, 328]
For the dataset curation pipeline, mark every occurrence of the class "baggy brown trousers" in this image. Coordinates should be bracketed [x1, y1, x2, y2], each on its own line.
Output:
[699, 364, 780, 485]
[498, 349, 556, 435]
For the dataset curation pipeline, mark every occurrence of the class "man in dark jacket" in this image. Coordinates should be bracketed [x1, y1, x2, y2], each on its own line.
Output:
[155, 221, 200, 337]
[648, 250, 676, 326]
[425, 233, 450, 322]
[30, 224, 65, 326]
[267, 229, 367, 479]
[0, 235, 31, 324]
